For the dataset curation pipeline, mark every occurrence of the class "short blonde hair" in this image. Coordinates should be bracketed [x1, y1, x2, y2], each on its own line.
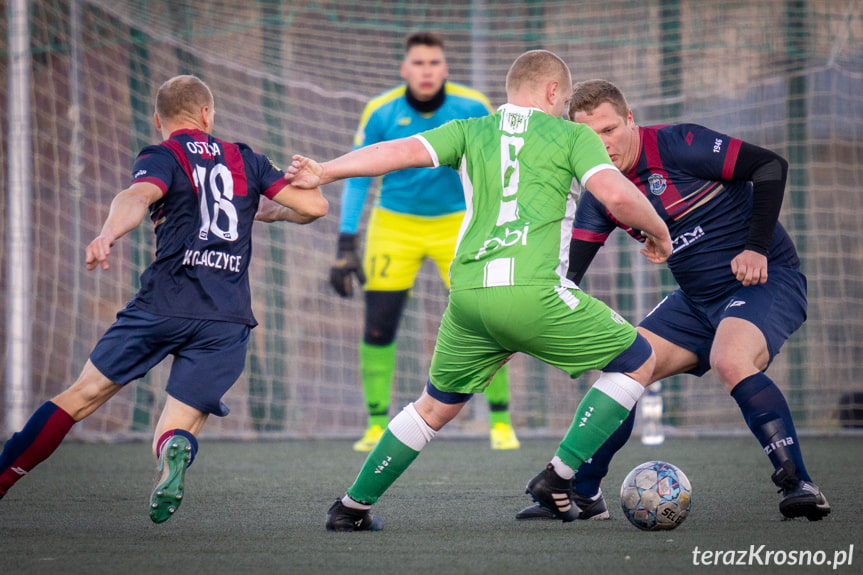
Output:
[155, 75, 214, 122]
[505, 50, 571, 95]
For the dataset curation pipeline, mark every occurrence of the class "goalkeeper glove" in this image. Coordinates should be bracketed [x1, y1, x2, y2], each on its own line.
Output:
[330, 233, 366, 297]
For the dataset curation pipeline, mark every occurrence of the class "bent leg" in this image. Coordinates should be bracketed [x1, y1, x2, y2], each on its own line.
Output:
[555, 333, 654, 477]
[715, 318, 810, 480]
[711, 317, 769, 390]
[572, 328, 698, 496]
[53, 359, 125, 420]
[638, 327, 700, 382]
[148, 397, 208, 524]
[346, 384, 467, 505]
[152, 395, 208, 461]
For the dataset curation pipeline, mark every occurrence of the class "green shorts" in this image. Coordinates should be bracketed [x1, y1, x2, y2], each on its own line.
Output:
[429, 285, 637, 395]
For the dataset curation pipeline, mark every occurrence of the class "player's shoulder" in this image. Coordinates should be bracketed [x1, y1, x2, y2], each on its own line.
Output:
[444, 82, 493, 111]
[364, 85, 408, 115]
[206, 138, 259, 163]
[137, 140, 180, 165]
[650, 122, 728, 158]
[650, 122, 713, 141]
[141, 142, 171, 156]
[228, 141, 283, 172]
[230, 140, 255, 154]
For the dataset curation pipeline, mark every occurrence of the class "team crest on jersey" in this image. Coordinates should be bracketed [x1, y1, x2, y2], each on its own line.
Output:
[648, 173, 667, 195]
[399, 117, 412, 126]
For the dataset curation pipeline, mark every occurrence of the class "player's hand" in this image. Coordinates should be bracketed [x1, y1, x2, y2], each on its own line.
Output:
[86, 234, 115, 270]
[286, 155, 324, 189]
[640, 232, 673, 264]
[731, 249, 768, 286]
[329, 233, 366, 297]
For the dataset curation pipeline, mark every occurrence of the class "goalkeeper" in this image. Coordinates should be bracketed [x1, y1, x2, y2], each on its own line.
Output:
[333, 31, 519, 451]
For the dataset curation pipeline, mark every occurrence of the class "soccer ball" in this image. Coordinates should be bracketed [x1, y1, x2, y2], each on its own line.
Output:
[620, 460, 692, 531]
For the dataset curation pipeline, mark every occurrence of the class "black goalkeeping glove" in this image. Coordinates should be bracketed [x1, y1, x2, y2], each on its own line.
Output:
[329, 233, 366, 297]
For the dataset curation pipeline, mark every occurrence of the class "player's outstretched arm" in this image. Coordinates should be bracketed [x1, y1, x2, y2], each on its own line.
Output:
[86, 182, 162, 271]
[270, 184, 328, 223]
[287, 137, 433, 189]
[584, 169, 672, 263]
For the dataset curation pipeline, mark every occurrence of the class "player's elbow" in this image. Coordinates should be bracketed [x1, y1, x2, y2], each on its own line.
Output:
[600, 187, 635, 215]
[296, 195, 329, 222]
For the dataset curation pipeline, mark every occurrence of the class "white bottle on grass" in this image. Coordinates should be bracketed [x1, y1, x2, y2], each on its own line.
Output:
[640, 381, 665, 446]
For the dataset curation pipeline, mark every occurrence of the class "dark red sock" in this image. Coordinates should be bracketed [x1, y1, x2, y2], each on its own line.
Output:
[0, 402, 76, 494]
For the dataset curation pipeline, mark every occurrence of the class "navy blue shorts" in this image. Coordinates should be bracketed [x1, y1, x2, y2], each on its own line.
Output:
[89, 304, 251, 416]
[638, 266, 806, 376]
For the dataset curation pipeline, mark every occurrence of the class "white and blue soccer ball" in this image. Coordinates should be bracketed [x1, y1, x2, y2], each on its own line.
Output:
[620, 460, 692, 531]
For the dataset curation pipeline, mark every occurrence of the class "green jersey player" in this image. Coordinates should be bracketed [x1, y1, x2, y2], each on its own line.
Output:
[287, 50, 672, 531]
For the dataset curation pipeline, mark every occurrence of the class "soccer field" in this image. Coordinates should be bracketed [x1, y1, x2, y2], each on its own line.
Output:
[1, 436, 859, 575]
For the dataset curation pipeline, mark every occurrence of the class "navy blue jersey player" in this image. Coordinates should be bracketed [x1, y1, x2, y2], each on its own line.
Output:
[516, 79, 829, 522]
[0, 75, 327, 523]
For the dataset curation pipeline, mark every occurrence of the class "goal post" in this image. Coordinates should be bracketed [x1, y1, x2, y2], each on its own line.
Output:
[5, 0, 33, 434]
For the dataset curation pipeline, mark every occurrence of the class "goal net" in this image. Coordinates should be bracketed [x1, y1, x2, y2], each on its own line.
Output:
[2, 0, 862, 440]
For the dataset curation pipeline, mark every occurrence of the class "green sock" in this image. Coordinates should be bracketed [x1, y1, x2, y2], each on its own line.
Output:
[360, 341, 397, 425]
[368, 414, 389, 429]
[556, 387, 632, 471]
[347, 427, 420, 505]
[489, 408, 511, 426]
[485, 364, 512, 426]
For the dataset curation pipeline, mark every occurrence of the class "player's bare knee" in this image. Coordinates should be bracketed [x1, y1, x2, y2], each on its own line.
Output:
[417, 382, 470, 429]
[603, 332, 654, 386]
[710, 353, 755, 392]
[633, 350, 657, 386]
[54, 379, 119, 421]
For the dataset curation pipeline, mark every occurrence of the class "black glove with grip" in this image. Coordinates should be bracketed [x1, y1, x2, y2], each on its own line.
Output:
[330, 233, 366, 297]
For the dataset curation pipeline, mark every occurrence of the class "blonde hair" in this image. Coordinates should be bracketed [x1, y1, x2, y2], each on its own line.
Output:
[505, 50, 571, 95]
[155, 75, 214, 122]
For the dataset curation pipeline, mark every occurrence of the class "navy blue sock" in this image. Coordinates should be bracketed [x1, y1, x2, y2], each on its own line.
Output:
[573, 406, 636, 497]
[730, 372, 810, 481]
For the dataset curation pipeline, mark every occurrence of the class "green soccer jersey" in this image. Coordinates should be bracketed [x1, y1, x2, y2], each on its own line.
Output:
[415, 103, 616, 292]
